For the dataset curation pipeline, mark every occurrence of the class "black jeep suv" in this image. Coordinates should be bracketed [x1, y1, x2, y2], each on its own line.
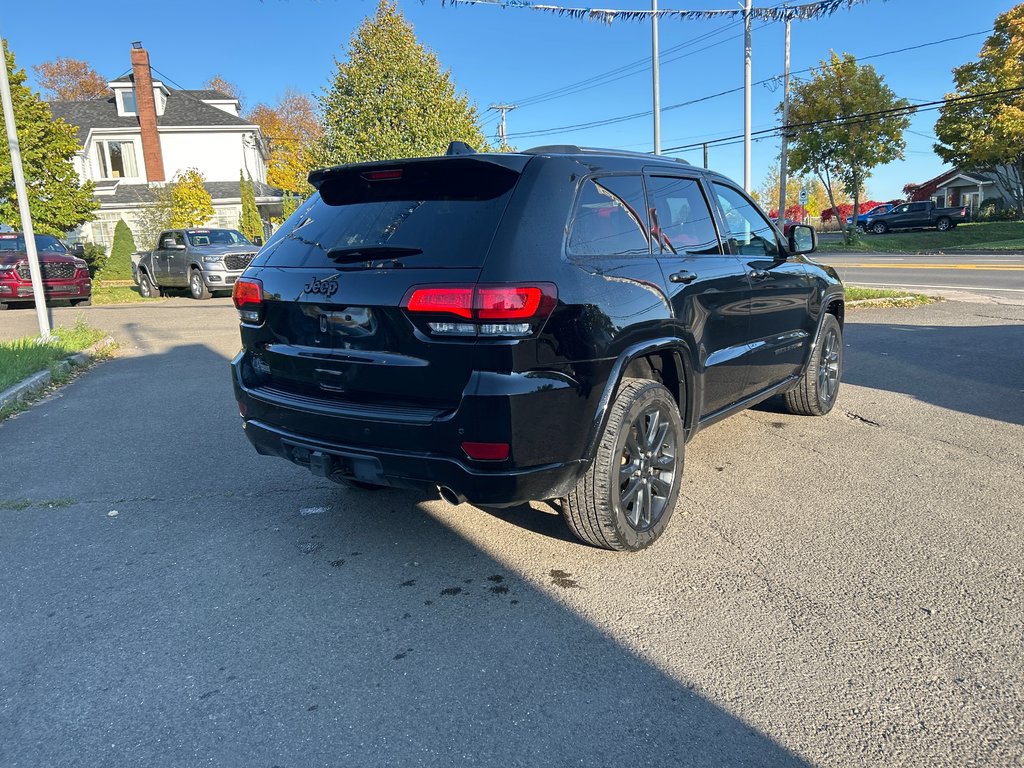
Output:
[231, 145, 844, 551]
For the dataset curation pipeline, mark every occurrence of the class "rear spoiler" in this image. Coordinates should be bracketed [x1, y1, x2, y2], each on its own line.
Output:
[308, 150, 531, 190]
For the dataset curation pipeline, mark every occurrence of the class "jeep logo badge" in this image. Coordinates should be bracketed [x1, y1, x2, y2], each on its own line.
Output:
[303, 276, 339, 297]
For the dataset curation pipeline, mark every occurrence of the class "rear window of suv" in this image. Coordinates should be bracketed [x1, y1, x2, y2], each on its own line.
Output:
[257, 159, 522, 269]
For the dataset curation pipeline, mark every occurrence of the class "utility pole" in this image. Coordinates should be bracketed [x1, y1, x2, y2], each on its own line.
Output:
[743, 0, 752, 192]
[0, 35, 51, 340]
[777, 11, 792, 228]
[652, 0, 661, 154]
[703, 143, 709, 169]
[489, 104, 517, 150]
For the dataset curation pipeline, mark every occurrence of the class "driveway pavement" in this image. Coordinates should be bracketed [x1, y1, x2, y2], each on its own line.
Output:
[1, 298, 1022, 767]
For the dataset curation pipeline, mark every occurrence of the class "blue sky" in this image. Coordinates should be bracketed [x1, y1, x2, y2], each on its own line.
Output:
[4, 0, 1011, 199]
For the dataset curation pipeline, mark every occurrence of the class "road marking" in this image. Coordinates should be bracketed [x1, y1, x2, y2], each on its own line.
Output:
[838, 263, 1024, 271]
[850, 281, 1024, 293]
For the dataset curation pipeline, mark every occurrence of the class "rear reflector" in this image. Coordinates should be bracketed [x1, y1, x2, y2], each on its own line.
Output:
[232, 278, 263, 323]
[461, 441, 510, 461]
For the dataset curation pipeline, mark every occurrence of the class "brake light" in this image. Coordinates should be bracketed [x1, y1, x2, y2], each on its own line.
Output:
[406, 287, 474, 319]
[362, 169, 403, 181]
[403, 283, 556, 337]
[233, 277, 263, 323]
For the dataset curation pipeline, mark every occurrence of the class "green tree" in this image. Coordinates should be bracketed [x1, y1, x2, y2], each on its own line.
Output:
[785, 52, 911, 243]
[935, 5, 1024, 216]
[319, 0, 490, 165]
[0, 45, 98, 234]
[238, 171, 262, 243]
[168, 168, 214, 228]
[100, 219, 136, 281]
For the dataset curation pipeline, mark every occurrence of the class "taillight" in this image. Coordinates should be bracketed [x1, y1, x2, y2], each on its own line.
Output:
[402, 283, 556, 337]
[233, 277, 263, 323]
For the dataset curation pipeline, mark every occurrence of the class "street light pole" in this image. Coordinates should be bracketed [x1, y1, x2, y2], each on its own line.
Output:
[652, 0, 661, 154]
[743, 0, 752, 192]
[0, 35, 51, 340]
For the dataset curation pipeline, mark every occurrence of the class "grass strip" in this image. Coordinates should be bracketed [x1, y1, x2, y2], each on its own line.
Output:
[0, 320, 106, 392]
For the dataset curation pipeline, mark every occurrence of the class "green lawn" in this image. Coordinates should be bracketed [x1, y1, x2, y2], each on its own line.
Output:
[818, 221, 1024, 254]
[92, 284, 162, 305]
[0, 320, 107, 392]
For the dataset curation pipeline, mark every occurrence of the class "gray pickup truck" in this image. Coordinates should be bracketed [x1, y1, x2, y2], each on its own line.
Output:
[132, 228, 259, 299]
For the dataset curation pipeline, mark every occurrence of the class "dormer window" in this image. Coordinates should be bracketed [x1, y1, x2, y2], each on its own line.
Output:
[121, 90, 138, 115]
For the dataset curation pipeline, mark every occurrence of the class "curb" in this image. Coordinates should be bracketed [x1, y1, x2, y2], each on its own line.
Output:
[0, 335, 116, 412]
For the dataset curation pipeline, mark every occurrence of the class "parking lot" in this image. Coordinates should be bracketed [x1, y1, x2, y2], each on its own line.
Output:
[1, 296, 1022, 767]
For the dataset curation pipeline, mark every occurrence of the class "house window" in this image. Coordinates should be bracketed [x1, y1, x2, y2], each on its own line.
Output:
[96, 141, 139, 179]
[121, 90, 138, 114]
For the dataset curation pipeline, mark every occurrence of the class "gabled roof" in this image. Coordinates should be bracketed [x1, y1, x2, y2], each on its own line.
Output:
[906, 168, 999, 200]
[49, 89, 253, 144]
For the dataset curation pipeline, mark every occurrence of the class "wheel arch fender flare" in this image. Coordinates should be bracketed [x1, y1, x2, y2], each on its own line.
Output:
[581, 338, 697, 465]
[801, 291, 845, 373]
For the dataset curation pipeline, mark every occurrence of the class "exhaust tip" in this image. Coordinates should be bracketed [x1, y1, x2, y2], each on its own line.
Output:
[437, 486, 467, 505]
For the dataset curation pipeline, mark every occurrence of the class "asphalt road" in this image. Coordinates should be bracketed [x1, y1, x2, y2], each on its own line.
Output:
[814, 252, 1024, 304]
[1, 297, 1022, 767]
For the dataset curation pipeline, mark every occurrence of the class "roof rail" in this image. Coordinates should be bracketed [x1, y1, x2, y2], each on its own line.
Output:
[522, 145, 690, 165]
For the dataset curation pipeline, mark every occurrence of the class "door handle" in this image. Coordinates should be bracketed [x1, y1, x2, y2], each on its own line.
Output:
[669, 270, 697, 284]
[748, 268, 770, 280]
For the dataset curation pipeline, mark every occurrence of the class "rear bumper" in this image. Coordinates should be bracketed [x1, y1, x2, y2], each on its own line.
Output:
[231, 350, 593, 505]
[240, 417, 583, 506]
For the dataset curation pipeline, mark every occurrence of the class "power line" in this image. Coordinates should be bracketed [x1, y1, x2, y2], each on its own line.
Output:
[504, 27, 992, 140]
[660, 86, 1024, 153]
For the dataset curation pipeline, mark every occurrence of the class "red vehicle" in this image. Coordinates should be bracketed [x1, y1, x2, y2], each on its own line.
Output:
[0, 233, 92, 309]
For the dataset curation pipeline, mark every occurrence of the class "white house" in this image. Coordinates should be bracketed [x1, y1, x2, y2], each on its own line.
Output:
[49, 44, 283, 248]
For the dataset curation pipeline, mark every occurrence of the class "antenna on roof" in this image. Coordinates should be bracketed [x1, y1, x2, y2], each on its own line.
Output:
[446, 141, 476, 156]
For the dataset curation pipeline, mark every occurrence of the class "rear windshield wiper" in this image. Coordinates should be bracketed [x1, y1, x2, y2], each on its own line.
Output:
[326, 245, 423, 264]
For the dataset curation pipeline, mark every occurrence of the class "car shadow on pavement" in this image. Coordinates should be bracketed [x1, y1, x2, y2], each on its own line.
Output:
[0, 342, 810, 768]
[842, 321, 1024, 426]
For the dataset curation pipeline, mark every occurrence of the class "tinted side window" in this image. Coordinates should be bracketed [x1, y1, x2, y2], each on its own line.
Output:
[909, 202, 927, 212]
[567, 175, 650, 257]
[173, 232, 186, 247]
[646, 176, 720, 256]
[713, 183, 779, 258]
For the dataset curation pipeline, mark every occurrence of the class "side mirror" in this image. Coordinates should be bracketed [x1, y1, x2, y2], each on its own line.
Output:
[788, 224, 816, 255]
[253, 236, 264, 246]
[72, 243, 85, 256]
[162, 238, 176, 249]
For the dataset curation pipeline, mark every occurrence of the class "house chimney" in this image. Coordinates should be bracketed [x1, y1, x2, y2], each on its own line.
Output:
[130, 45, 165, 182]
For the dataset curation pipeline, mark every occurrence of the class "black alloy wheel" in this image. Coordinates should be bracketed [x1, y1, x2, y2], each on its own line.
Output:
[563, 378, 684, 551]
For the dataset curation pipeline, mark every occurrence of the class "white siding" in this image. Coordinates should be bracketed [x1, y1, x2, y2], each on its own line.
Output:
[159, 130, 267, 184]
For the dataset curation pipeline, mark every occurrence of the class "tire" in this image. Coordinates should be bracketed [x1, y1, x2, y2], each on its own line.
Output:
[189, 269, 212, 300]
[563, 378, 684, 551]
[70, 297, 92, 307]
[871, 221, 888, 235]
[936, 217, 951, 232]
[139, 272, 161, 298]
[784, 313, 842, 416]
